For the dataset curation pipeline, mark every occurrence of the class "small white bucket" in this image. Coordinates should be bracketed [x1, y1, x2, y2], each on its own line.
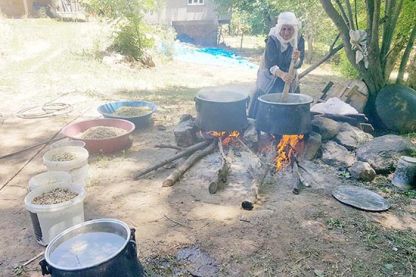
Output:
[24, 183, 86, 245]
[48, 139, 86, 150]
[28, 171, 72, 192]
[43, 146, 89, 186]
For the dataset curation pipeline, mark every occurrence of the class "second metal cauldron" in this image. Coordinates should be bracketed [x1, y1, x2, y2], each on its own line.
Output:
[255, 93, 314, 135]
[39, 219, 144, 277]
[195, 90, 249, 132]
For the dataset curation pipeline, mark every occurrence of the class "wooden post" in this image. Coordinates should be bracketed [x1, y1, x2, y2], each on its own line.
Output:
[22, 0, 29, 18]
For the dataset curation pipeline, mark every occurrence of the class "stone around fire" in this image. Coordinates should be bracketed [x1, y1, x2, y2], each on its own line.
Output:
[321, 141, 356, 168]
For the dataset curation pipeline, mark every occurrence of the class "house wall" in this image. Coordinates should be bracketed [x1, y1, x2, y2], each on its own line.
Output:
[146, 0, 223, 46]
[173, 20, 218, 46]
[0, 0, 51, 18]
[147, 0, 218, 25]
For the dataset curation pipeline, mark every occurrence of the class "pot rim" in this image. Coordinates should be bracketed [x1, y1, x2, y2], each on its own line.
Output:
[195, 90, 248, 103]
[44, 218, 131, 271]
[258, 93, 314, 105]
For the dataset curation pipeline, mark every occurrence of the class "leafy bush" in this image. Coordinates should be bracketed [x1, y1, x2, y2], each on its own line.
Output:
[151, 25, 177, 60]
[81, 0, 155, 60]
[112, 18, 154, 60]
[337, 51, 360, 79]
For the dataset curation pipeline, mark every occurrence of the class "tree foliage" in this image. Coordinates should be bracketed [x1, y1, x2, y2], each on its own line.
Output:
[320, 0, 416, 123]
[81, 0, 155, 60]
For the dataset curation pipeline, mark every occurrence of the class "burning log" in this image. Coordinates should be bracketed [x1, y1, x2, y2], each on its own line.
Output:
[209, 139, 231, 194]
[292, 160, 311, 194]
[242, 160, 272, 210]
[241, 146, 275, 210]
[162, 141, 217, 187]
[134, 140, 211, 180]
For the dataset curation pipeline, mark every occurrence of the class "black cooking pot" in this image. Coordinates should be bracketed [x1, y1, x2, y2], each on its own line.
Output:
[39, 219, 144, 277]
[195, 90, 249, 132]
[256, 93, 314, 135]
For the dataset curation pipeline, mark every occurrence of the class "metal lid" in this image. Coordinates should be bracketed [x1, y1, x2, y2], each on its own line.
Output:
[332, 185, 390, 212]
[259, 93, 314, 105]
[401, 156, 416, 164]
[196, 90, 248, 103]
[45, 219, 130, 271]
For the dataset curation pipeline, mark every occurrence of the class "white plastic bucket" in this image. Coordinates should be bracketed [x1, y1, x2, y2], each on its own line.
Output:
[28, 171, 72, 192]
[24, 183, 86, 246]
[48, 139, 86, 150]
[43, 146, 89, 186]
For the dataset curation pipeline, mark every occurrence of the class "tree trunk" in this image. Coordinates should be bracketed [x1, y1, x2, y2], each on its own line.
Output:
[407, 50, 416, 90]
[397, 24, 416, 83]
[320, 0, 386, 127]
[306, 34, 314, 64]
[240, 32, 244, 50]
[384, 36, 407, 80]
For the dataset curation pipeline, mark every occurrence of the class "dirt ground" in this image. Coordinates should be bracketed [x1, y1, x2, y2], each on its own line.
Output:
[0, 19, 415, 277]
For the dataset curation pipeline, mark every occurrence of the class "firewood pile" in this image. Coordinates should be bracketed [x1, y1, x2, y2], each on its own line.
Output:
[134, 115, 319, 210]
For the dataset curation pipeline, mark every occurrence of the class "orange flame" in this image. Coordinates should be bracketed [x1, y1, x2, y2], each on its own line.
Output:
[207, 131, 240, 146]
[275, 135, 304, 171]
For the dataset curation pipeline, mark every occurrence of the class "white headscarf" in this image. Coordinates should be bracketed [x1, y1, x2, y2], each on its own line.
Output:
[269, 12, 301, 52]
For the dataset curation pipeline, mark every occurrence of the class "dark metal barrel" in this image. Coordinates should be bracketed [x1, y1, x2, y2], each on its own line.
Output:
[195, 90, 249, 132]
[255, 93, 313, 135]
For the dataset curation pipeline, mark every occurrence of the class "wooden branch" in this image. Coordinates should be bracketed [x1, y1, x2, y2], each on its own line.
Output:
[23, 252, 44, 267]
[163, 214, 192, 229]
[299, 44, 343, 79]
[345, 0, 356, 30]
[154, 144, 183, 151]
[335, 0, 352, 29]
[242, 163, 271, 210]
[242, 148, 274, 209]
[209, 139, 231, 194]
[0, 137, 65, 160]
[329, 33, 341, 51]
[370, 0, 381, 54]
[292, 161, 301, 194]
[162, 141, 216, 187]
[354, 0, 359, 29]
[134, 140, 210, 179]
[397, 24, 416, 83]
[208, 155, 230, 194]
[381, 0, 403, 71]
[320, 0, 358, 71]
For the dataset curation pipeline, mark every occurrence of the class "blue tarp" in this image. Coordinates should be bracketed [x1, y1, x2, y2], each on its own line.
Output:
[172, 42, 257, 69]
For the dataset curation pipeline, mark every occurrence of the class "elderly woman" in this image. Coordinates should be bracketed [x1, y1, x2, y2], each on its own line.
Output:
[248, 12, 305, 118]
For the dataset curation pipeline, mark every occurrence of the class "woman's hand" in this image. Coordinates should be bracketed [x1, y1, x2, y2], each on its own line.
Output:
[276, 69, 294, 83]
[292, 50, 300, 61]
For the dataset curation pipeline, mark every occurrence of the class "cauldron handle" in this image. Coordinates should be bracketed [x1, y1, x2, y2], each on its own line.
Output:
[130, 228, 136, 241]
[127, 240, 138, 260]
[39, 259, 51, 275]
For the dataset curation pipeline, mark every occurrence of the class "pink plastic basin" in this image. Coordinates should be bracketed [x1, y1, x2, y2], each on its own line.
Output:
[61, 119, 135, 154]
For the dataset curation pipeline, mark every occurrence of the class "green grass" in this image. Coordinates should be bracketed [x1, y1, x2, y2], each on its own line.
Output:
[326, 218, 345, 230]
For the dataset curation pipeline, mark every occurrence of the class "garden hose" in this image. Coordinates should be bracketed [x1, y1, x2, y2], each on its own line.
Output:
[16, 92, 74, 119]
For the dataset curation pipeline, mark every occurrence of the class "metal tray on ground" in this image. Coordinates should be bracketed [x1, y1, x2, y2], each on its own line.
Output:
[332, 185, 390, 212]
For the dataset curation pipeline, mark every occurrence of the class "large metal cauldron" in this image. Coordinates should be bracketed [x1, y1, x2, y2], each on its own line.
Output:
[195, 90, 249, 132]
[255, 93, 314, 135]
[39, 219, 144, 277]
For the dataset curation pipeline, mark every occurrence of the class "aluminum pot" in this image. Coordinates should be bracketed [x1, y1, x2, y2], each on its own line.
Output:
[39, 219, 144, 277]
[255, 93, 314, 135]
[195, 90, 249, 132]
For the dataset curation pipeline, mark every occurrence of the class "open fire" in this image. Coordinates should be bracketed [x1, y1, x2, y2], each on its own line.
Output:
[275, 135, 305, 171]
[206, 131, 240, 146]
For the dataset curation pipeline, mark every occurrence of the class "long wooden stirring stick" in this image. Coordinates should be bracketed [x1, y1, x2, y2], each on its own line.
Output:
[281, 32, 298, 102]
